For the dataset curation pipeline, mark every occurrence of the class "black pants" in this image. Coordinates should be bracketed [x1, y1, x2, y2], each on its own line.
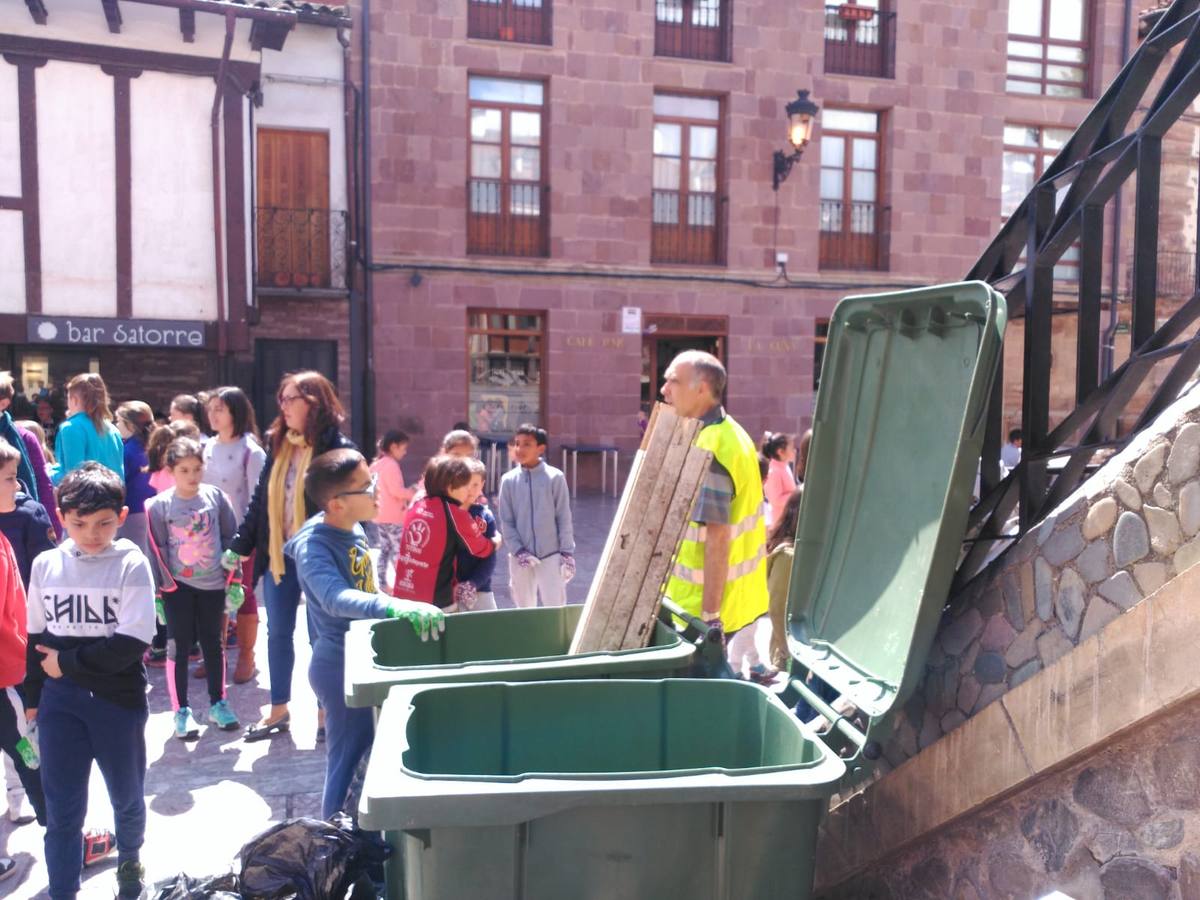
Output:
[163, 582, 226, 710]
[0, 684, 45, 824]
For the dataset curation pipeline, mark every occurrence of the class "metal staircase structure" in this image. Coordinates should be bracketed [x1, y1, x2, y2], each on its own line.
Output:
[958, 0, 1200, 585]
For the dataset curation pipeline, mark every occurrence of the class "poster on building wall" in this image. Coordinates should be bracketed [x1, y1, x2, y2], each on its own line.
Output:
[469, 386, 540, 435]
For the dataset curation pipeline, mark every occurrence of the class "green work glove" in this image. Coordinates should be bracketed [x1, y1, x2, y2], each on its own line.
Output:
[154, 592, 166, 626]
[386, 599, 445, 643]
[220, 549, 243, 572]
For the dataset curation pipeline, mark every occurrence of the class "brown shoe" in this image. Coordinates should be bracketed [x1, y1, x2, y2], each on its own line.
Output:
[233, 614, 258, 684]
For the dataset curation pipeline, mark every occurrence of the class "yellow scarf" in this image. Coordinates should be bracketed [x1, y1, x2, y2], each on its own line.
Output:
[267, 430, 314, 584]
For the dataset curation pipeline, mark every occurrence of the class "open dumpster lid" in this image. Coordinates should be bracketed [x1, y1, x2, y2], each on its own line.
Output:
[786, 281, 1006, 725]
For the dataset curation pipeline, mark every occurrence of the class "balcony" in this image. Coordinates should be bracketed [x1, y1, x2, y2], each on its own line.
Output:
[467, 0, 552, 45]
[1124, 249, 1197, 298]
[824, 5, 896, 79]
[819, 201, 890, 271]
[467, 180, 550, 257]
[651, 191, 726, 265]
[255, 207, 348, 291]
[655, 0, 731, 63]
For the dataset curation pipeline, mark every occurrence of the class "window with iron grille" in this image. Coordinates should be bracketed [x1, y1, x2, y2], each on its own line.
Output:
[652, 94, 724, 265]
[654, 0, 731, 62]
[1007, 0, 1089, 97]
[467, 76, 548, 258]
[467, 0, 552, 45]
[823, 0, 897, 79]
[1002, 123, 1079, 281]
[818, 109, 887, 271]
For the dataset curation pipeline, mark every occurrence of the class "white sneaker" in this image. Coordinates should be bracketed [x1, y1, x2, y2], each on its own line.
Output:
[7, 788, 34, 825]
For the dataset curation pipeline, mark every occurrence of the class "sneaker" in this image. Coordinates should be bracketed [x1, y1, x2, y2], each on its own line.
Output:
[188, 643, 201, 661]
[0, 857, 14, 881]
[208, 699, 240, 731]
[7, 789, 35, 825]
[144, 648, 167, 669]
[174, 708, 199, 740]
[83, 828, 116, 866]
[115, 860, 145, 899]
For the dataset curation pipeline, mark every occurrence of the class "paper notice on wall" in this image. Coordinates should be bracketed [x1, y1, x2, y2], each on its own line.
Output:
[621, 307, 642, 335]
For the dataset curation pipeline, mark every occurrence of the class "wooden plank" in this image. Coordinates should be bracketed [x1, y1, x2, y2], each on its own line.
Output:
[620, 442, 712, 649]
[593, 414, 703, 651]
[568, 403, 679, 654]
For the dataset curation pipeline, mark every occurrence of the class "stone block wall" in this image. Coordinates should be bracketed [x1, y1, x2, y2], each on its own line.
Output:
[822, 694, 1200, 900]
[880, 383, 1200, 772]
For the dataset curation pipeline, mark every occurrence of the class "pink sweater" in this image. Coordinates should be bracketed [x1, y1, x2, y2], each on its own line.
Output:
[764, 458, 796, 527]
[370, 456, 412, 525]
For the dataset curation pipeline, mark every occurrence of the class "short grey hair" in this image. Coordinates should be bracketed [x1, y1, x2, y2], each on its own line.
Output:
[675, 350, 726, 399]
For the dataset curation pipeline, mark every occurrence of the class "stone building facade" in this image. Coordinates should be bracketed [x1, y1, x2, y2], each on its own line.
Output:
[357, 0, 1149, 466]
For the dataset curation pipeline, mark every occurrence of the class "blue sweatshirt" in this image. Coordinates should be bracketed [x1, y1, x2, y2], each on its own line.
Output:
[0, 492, 55, 587]
[284, 515, 390, 662]
[122, 436, 155, 514]
[456, 502, 498, 591]
[53, 412, 125, 485]
[497, 460, 575, 560]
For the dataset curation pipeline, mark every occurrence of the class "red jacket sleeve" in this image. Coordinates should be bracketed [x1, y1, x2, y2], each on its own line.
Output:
[0, 534, 28, 688]
[447, 503, 494, 559]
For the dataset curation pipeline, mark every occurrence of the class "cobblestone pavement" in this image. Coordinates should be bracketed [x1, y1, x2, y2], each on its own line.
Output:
[0, 491, 619, 899]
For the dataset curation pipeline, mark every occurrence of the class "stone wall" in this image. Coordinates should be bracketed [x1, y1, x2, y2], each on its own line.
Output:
[822, 694, 1200, 900]
[880, 383, 1200, 773]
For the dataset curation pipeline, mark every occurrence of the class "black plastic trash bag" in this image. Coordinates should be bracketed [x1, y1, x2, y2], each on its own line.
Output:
[238, 816, 389, 900]
[150, 872, 241, 900]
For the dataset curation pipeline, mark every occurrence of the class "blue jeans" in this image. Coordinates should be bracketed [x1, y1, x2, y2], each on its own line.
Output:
[309, 651, 374, 819]
[39, 679, 147, 900]
[263, 557, 304, 706]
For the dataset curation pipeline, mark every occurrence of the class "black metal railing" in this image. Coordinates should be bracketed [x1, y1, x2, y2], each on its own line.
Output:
[1125, 249, 1197, 298]
[467, 0, 552, 45]
[651, 191, 726, 265]
[818, 201, 890, 271]
[957, 0, 1200, 588]
[654, 0, 732, 62]
[824, 6, 897, 79]
[255, 207, 348, 290]
[467, 180, 549, 257]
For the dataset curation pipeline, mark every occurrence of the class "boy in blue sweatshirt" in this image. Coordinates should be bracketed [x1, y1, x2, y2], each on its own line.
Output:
[452, 457, 501, 611]
[25, 463, 156, 900]
[498, 424, 575, 607]
[0, 438, 55, 587]
[284, 448, 444, 819]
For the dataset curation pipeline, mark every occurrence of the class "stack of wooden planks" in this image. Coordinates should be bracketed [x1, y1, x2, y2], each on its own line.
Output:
[569, 403, 713, 654]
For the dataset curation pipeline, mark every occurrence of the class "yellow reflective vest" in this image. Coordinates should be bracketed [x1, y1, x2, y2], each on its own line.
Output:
[665, 411, 769, 633]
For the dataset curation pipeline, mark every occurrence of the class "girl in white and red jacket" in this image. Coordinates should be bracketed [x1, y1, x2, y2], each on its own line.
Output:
[392, 456, 494, 609]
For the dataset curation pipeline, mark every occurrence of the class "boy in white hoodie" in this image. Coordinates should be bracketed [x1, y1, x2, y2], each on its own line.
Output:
[25, 463, 156, 900]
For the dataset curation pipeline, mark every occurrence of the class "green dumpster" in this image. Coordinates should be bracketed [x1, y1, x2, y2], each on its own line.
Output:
[359, 281, 1007, 900]
[345, 604, 697, 710]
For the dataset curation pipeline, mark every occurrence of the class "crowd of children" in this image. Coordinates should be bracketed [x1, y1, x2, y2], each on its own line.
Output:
[0, 364, 590, 898]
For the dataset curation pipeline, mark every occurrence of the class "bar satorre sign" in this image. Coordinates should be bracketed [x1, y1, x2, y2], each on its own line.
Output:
[27, 316, 208, 349]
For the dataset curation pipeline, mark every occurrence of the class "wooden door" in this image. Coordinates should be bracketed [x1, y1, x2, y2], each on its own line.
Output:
[256, 129, 331, 288]
[252, 338, 339, 429]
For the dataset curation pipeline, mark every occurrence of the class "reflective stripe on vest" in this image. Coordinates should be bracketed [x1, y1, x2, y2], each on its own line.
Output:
[664, 412, 769, 633]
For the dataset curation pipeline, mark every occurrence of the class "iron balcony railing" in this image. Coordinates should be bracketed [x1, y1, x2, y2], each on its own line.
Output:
[255, 207, 348, 290]
[654, 0, 732, 63]
[651, 191, 726, 265]
[1125, 249, 1197, 298]
[957, 0, 1200, 588]
[824, 5, 897, 79]
[467, 0, 552, 45]
[819, 201, 890, 271]
[467, 180, 550, 257]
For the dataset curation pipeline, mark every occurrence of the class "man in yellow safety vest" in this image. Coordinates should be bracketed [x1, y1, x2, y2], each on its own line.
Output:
[661, 350, 770, 674]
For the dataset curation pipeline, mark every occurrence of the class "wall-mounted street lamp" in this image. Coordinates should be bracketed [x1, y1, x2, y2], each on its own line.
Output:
[772, 90, 820, 191]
